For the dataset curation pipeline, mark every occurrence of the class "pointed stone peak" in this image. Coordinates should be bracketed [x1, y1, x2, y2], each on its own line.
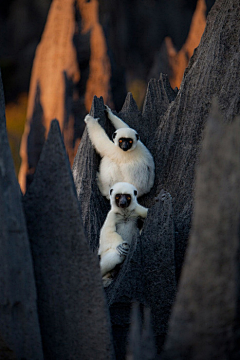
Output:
[90, 95, 105, 118]
[0, 69, 43, 360]
[23, 115, 114, 359]
[121, 92, 139, 114]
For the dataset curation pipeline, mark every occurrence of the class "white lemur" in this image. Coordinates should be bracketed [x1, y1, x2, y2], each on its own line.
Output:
[98, 182, 148, 286]
[84, 105, 155, 199]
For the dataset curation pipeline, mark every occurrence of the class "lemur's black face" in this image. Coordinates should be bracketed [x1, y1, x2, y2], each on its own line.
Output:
[118, 138, 133, 151]
[112, 131, 140, 152]
[115, 194, 131, 208]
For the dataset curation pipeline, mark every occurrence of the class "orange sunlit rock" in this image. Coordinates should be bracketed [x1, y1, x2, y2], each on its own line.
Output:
[19, 0, 111, 193]
[165, 0, 207, 90]
[79, 0, 111, 111]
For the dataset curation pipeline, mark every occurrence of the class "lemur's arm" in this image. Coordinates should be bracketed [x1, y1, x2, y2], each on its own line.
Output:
[105, 105, 129, 130]
[84, 115, 115, 157]
[135, 204, 148, 218]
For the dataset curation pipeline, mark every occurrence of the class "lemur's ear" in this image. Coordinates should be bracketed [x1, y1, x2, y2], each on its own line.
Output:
[110, 189, 113, 196]
[112, 132, 117, 140]
[136, 133, 139, 141]
[134, 190, 137, 196]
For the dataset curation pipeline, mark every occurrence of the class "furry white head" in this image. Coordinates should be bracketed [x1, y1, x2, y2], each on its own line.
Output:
[109, 182, 138, 212]
[112, 128, 139, 152]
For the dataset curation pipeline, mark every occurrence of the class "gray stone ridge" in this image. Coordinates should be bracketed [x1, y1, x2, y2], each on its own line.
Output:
[0, 69, 43, 359]
[1, 0, 240, 358]
[72, 0, 240, 357]
[23, 119, 114, 360]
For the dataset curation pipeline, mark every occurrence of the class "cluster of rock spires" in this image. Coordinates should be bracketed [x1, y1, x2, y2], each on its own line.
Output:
[1, 0, 240, 359]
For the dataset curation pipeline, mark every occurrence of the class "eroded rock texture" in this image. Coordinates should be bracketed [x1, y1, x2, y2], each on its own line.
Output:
[18, 0, 111, 193]
[73, 0, 240, 357]
[126, 304, 157, 360]
[23, 119, 114, 360]
[163, 103, 240, 359]
[0, 71, 43, 359]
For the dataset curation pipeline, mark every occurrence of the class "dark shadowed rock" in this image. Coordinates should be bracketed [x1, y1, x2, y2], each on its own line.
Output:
[126, 303, 157, 360]
[72, 1, 240, 356]
[163, 102, 240, 359]
[147, 0, 240, 280]
[23, 119, 114, 360]
[105, 234, 143, 360]
[0, 70, 43, 359]
[72, 96, 111, 251]
[103, 191, 176, 358]
[126, 303, 142, 360]
[141, 191, 176, 352]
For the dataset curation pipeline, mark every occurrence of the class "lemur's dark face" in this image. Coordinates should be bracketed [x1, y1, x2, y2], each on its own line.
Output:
[112, 131, 139, 152]
[115, 194, 132, 208]
[118, 138, 133, 151]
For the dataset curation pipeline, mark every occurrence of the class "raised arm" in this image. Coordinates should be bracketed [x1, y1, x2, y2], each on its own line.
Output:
[105, 105, 129, 129]
[84, 115, 115, 157]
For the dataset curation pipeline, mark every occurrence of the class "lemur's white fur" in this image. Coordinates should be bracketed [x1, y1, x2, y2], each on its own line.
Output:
[98, 182, 148, 281]
[84, 106, 155, 199]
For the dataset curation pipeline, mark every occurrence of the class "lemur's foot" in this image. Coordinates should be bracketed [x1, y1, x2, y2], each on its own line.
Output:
[84, 114, 99, 124]
[116, 242, 130, 257]
[102, 274, 113, 288]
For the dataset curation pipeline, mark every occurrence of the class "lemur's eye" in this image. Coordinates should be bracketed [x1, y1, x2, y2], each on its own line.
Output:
[115, 196, 120, 200]
[127, 196, 131, 200]
[119, 139, 123, 143]
[129, 140, 133, 144]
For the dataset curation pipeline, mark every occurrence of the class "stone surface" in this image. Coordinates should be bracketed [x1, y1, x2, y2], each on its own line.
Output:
[23, 119, 114, 360]
[72, 0, 240, 357]
[126, 303, 157, 360]
[147, 0, 240, 280]
[72, 96, 111, 252]
[141, 191, 176, 352]
[163, 103, 240, 359]
[18, 0, 111, 193]
[0, 70, 43, 359]
[102, 192, 176, 358]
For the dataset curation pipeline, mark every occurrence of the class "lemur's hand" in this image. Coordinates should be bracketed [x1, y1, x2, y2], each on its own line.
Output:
[84, 114, 99, 124]
[104, 105, 112, 116]
[116, 242, 130, 257]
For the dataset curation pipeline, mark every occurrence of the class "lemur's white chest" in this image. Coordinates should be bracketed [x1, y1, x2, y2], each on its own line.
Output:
[115, 212, 139, 245]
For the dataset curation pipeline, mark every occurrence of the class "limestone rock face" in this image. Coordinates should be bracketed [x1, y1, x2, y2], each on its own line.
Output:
[73, 1, 240, 357]
[0, 71, 43, 359]
[18, 0, 111, 193]
[23, 119, 114, 360]
[163, 103, 240, 359]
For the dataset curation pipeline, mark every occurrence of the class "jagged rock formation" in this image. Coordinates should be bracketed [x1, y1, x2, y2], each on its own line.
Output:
[0, 71, 43, 359]
[18, 0, 111, 193]
[73, 0, 240, 357]
[160, 0, 208, 90]
[162, 103, 240, 359]
[23, 119, 114, 360]
[126, 304, 157, 360]
[1, 0, 240, 358]
[73, 96, 177, 356]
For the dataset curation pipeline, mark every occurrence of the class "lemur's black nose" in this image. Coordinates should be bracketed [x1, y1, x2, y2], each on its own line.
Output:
[120, 140, 132, 151]
[119, 195, 128, 207]
[121, 141, 129, 150]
